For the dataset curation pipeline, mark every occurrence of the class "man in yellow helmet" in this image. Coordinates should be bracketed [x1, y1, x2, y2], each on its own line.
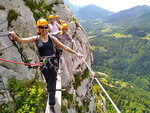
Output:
[61, 20, 66, 24]
[50, 23, 75, 65]
[55, 15, 61, 26]
[48, 15, 60, 33]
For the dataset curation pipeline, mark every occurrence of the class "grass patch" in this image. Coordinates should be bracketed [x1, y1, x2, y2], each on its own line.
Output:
[91, 46, 96, 51]
[7, 9, 19, 27]
[88, 36, 96, 39]
[82, 99, 90, 112]
[23, 0, 59, 21]
[107, 33, 132, 38]
[0, 78, 47, 113]
[73, 68, 89, 89]
[61, 102, 68, 113]
[82, 68, 89, 80]
[93, 84, 102, 113]
[62, 88, 74, 108]
[74, 74, 82, 89]
[77, 106, 84, 113]
[0, 4, 5, 10]
[73, 15, 85, 33]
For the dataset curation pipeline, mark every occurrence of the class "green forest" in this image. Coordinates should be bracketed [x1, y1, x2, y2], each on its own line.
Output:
[90, 35, 150, 112]
[79, 6, 150, 112]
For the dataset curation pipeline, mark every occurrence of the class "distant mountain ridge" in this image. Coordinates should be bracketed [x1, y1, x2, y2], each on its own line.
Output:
[63, 0, 82, 13]
[76, 4, 114, 19]
[63, 0, 114, 20]
[105, 5, 150, 27]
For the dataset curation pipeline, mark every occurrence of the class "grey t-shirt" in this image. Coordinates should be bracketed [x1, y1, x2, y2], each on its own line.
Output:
[50, 31, 73, 44]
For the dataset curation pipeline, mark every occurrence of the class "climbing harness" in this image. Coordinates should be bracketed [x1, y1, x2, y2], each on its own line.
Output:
[74, 44, 121, 113]
[40, 55, 59, 72]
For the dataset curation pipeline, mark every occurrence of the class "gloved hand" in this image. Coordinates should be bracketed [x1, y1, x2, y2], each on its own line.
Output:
[8, 31, 16, 40]
[72, 40, 75, 45]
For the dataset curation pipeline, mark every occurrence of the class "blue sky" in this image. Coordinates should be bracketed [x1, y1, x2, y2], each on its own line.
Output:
[68, 0, 150, 12]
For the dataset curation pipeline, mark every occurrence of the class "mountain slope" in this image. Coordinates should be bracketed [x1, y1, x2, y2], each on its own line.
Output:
[79, 5, 150, 38]
[76, 4, 114, 19]
[79, 5, 150, 112]
[105, 5, 150, 27]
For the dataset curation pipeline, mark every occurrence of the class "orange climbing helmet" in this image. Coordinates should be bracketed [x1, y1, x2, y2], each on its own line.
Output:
[61, 23, 68, 29]
[37, 19, 48, 28]
[49, 15, 54, 19]
[55, 15, 59, 18]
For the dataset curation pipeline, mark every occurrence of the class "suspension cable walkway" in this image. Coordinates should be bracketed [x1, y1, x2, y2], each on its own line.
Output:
[0, 31, 121, 112]
[78, 49, 121, 113]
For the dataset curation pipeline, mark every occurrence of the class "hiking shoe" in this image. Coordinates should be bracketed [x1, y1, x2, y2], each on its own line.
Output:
[50, 106, 55, 113]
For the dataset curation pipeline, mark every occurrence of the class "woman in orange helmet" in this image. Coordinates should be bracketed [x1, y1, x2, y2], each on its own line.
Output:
[9, 19, 82, 113]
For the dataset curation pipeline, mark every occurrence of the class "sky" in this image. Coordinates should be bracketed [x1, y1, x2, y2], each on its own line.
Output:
[68, 0, 150, 12]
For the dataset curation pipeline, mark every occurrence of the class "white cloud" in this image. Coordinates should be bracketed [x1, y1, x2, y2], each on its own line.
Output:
[68, 0, 150, 12]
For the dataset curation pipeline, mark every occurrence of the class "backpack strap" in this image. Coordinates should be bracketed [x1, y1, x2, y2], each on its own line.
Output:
[56, 23, 61, 31]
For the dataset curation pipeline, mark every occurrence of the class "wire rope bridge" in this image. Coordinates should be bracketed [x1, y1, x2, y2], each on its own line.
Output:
[76, 48, 121, 113]
[0, 31, 121, 113]
[83, 58, 121, 113]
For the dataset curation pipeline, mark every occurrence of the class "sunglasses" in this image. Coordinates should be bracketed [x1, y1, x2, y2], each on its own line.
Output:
[39, 26, 48, 29]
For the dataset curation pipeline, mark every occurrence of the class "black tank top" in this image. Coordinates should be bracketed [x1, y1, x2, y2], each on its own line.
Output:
[36, 35, 55, 57]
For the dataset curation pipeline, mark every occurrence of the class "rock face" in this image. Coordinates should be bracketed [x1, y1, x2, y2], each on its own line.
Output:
[0, 0, 106, 112]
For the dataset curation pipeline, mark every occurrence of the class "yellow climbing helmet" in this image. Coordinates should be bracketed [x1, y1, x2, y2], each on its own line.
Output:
[61, 23, 68, 29]
[61, 20, 66, 24]
[37, 19, 48, 28]
[49, 15, 54, 19]
[55, 15, 59, 18]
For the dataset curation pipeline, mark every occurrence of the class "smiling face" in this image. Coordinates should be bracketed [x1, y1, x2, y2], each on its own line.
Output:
[49, 18, 54, 24]
[55, 17, 59, 21]
[38, 25, 49, 36]
[62, 28, 68, 34]
[61, 24, 68, 34]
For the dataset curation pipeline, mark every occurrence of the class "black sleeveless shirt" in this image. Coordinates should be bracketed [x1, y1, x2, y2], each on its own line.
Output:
[36, 35, 55, 57]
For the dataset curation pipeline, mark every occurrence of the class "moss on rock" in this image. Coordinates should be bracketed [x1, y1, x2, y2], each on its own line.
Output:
[23, 0, 59, 21]
[7, 9, 19, 27]
[0, 4, 5, 10]
[73, 68, 89, 89]
[62, 88, 74, 108]
[61, 102, 68, 113]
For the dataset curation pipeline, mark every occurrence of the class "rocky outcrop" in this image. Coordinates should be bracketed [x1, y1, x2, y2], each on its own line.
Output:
[0, 0, 106, 112]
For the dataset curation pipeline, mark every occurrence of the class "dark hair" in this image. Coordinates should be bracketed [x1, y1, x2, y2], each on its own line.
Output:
[37, 31, 41, 35]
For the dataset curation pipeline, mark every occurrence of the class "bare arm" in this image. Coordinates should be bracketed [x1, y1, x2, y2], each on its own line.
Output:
[53, 36, 83, 58]
[10, 31, 37, 43]
[48, 31, 60, 36]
